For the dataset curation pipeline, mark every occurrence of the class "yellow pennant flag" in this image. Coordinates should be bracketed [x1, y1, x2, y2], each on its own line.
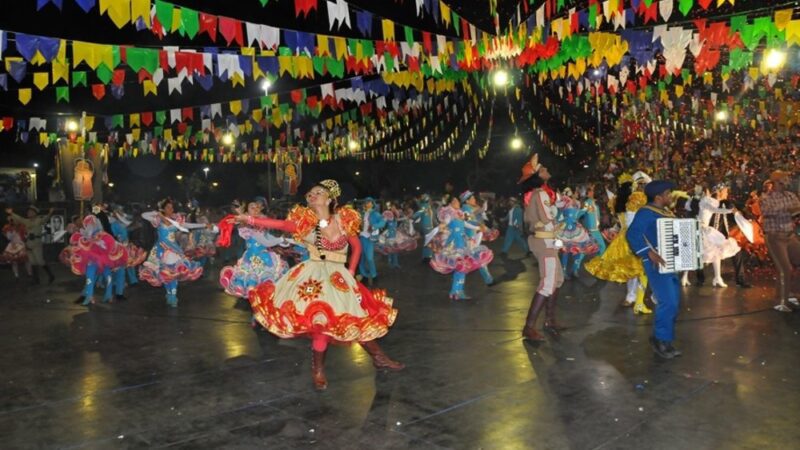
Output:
[129, 113, 140, 127]
[107, 0, 131, 29]
[33, 72, 49, 91]
[382, 19, 395, 41]
[252, 108, 263, 122]
[775, 9, 793, 31]
[85, 116, 95, 130]
[333, 37, 347, 59]
[19, 88, 32, 105]
[143, 79, 157, 96]
[440, 1, 451, 27]
[131, 0, 151, 27]
[171, 7, 182, 32]
[132, 128, 141, 140]
[317, 35, 330, 56]
[230, 100, 242, 115]
[52, 59, 69, 84]
[231, 73, 245, 87]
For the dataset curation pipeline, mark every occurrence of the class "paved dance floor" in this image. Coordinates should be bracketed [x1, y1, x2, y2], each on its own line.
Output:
[1, 245, 799, 449]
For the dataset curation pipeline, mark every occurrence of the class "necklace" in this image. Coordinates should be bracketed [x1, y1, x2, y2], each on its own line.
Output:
[319, 218, 330, 229]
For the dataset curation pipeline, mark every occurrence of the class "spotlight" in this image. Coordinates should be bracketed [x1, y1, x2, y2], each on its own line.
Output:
[355, 171, 360, 176]
[593, 69, 601, 76]
[764, 49, 787, 70]
[510, 136, 523, 150]
[348, 140, 359, 151]
[212, 181, 219, 187]
[65, 120, 79, 132]
[33, 162, 39, 168]
[416, 186, 420, 191]
[492, 70, 509, 87]
[222, 133, 234, 146]
[108, 182, 114, 188]
[714, 110, 729, 122]
[261, 79, 272, 92]
[176, 174, 183, 181]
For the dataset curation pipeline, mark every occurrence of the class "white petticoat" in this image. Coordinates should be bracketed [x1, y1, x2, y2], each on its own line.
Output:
[701, 226, 740, 263]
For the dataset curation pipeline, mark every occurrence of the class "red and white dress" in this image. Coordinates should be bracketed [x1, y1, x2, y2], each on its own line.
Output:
[247, 206, 398, 343]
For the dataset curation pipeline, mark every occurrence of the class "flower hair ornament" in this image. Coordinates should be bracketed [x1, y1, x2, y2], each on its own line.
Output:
[318, 179, 341, 199]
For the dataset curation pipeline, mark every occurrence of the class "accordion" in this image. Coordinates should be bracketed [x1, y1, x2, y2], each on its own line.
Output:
[656, 218, 703, 274]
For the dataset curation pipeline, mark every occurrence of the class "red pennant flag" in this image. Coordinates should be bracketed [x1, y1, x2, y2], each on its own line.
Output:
[218, 16, 243, 46]
[177, 122, 187, 135]
[141, 111, 153, 126]
[182, 107, 193, 121]
[294, 0, 317, 17]
[137, 69, 152, 83]
[422, 31, 432, 54]
[112, 69, 126, 86]
[92, 84, 106, 100]
[291, 89, 303, 104]
[199, 13, 218, 42]
[643, 2, 658, 24]
[461, 19, 469, 40]
[698, 0, 713, 10]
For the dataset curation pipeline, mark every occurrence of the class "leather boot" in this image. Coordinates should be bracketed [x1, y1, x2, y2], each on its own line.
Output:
[543, 289, 566, 335]
[311, 350, 328, 390]
[30, 266, 41, 285]
[360, 340, 405, 370]
[522, 293, 547, 342]
[43, 266, 55, 284]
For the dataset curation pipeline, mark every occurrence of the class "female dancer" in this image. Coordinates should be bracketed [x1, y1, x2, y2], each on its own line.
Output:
[139, 198, 206, 307]
[585, 175, 651, 314]
[698, 184, 741, 287]
[376, 202, 418, 269]
[429, 196, 494, 300]
[236, 180, 402, 390]
[460, 191, 496, 285]
[557, 189, 599, 278]
[185, 203, 217, 273]
[1, 217, 31, 281]
[581, 185, 607, 256]
[110, 205, 147, 300]
[64, 216, 128, 305]
[219, 199, 288, 299]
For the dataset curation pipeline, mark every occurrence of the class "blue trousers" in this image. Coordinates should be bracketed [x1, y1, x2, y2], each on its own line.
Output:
[561, 252, 585, 277]
[358, 237, 378, 279]
[643, 259, 681, 342]
[84, 263, 113, 301]
[387, 253, 400, 268]
[165, 280, 178, 306]
[479, 266, 493, 285]
[450, 271, 466, 296]
[589, 230, 607, 255]
[422, 246, 433, 259]
[502, 227, 529, 254]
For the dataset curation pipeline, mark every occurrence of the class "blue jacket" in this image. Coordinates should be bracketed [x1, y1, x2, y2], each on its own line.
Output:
[508, 205, 524, 231]
[626, 204, 674, 260]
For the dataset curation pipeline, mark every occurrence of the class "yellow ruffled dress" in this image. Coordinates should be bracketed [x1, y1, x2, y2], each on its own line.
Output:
[585, 192, 651, 313]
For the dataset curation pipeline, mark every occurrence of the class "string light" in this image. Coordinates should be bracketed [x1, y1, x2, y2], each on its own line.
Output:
[492, 70, 509, 87]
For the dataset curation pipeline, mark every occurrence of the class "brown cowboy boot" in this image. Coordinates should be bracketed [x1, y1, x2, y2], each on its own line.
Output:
[543, 289, 566, 335]
[360, 340, 405, 371]
[522, 293, 548, 342]
[311, 350, 328, 390]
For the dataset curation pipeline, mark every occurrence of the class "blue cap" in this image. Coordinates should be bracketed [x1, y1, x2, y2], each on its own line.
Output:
[459, 190, 474, 203]
[644, 180, 676, 197]
[362, 197, 376, 204]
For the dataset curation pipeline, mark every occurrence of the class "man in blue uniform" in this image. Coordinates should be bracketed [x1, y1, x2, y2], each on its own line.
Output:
[412, 194, 435, 263]
[626, 180, 683, 359]
[358, 197, 386, 286]
[502, 197, 529, 256]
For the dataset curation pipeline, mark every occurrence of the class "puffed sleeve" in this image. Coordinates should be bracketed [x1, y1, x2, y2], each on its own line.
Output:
[286, 205, 316, 240]
[336, 206, 362, 238]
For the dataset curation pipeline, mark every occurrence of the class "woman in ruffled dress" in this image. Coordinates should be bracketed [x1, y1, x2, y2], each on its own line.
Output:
[64, 215, 129, 305]
[697, 184, 741, 287]
[1, 218, 31, 281]
[234, 180, 403, 390]
[376, 202, 418, 269]
[219, 198, 289, 300]
[557, 189, 599, 278]
[428, 196, 494, 300]
[139, 198, 206, 307]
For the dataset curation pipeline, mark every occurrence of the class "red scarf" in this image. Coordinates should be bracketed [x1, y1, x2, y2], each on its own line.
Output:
[523, 183, 556, 206]
[215, 214, 236, 248]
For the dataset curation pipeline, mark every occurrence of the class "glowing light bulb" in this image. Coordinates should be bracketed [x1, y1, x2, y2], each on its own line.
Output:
[510, 137, 523, 150]
[492, 70, 509, 87]
[764, 49, 787, 70]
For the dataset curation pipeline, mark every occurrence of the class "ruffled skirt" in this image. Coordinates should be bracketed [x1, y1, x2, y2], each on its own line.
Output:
[64, 235, 129, 276]
[248, 260, 397, 342]
[701, 226, 741, 263]
[125, 243, 147, 267]
[430, 244, 494, 274]
[585, 231, 643, 282]
[0, 242, 27, 264]
[139, 244, 203, 286]
[220, 250, 288, 298]
[558, 225, 600, 255]
[376, 231, 419, 255]
[482, 228, 500, 242]
[730, 222, 769, 262]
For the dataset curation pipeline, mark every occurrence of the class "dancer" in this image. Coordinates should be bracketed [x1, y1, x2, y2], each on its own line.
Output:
[412, 194, 436, 262]
[237, 180, 402, 390]
[219, 199, 288, 299]
[358, 197, 386, 285]
[698, 184, 741, 288]
[64, 216, 129, 305]
[581, 185, 607, 256]
[139, 198, 206, 307]
[185, 203, 217, 274]
[375, 202, 418, 269]
[519, 154, 566, 341]
[460, 191, 495, 286]
[760, 170, 800, 312]
[109, 205, 147, 301]
[627, 180, 682, 359]
[428, 197, 493, 300]
[501, 197, 529, 256]
[557, 189, 599, 278]
[1, 217, 31, 281]
[584, 175, 651, 314]
[5, 206, 55, 285]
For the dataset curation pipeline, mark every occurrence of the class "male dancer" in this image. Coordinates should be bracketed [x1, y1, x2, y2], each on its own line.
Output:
[6, 206, 55, 285]
[501, 197, 529, 256]
[358, 197, 386, 286]
[413, 194, 435, 263]
[519, 154, 564, 341]
[626, 180, 682, 358]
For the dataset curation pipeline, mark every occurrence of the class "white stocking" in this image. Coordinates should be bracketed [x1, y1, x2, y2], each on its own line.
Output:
[626, 278, 638, 303]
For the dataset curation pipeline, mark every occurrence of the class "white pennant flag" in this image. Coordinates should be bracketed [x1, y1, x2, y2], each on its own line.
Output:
[260, 25, 280, 49]
[170, 109, 180, 123]
[415, 0, 424, 16]
[659, 0, 674, 22]
[246, 22, 261, 47]
[167, 78, 182, 95]
[210, 103, 222, 119]
[327, 0, 351, 30]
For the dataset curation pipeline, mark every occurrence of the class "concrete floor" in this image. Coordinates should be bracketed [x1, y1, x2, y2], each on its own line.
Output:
[1, 245, 799, 449]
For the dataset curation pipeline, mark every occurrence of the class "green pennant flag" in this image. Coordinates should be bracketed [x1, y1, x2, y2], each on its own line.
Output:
[126, 48, 159, 74]
[185, 125, 193, 135]
[404, 26, 414, 46]
[384, 52, 394, 72]
[112, 114, 124, 129]
[72, 71, 87, 87]
[588, 5, 597, 31]
[728, 49, 752, 70]
[180, 7, 199, 39]
[260, 95, 272, 109]
[452, 11, 460, 36]
[312, 56, 326, 76]
[278, 47, 293, 56]
[557, 0, 565, 11]
[362, 40, 375, 58]
[55, 86, 70, 103]
[259, 0, 269, 6]
[156, 110, 167, 125]
[643, 0, 654, 7]
[729, 14, 746, 33]
[155, 0, 174, 29]
[326, 57, 344, 78]
[96, 64, 113, 84]
[112, 45, 121, 68]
